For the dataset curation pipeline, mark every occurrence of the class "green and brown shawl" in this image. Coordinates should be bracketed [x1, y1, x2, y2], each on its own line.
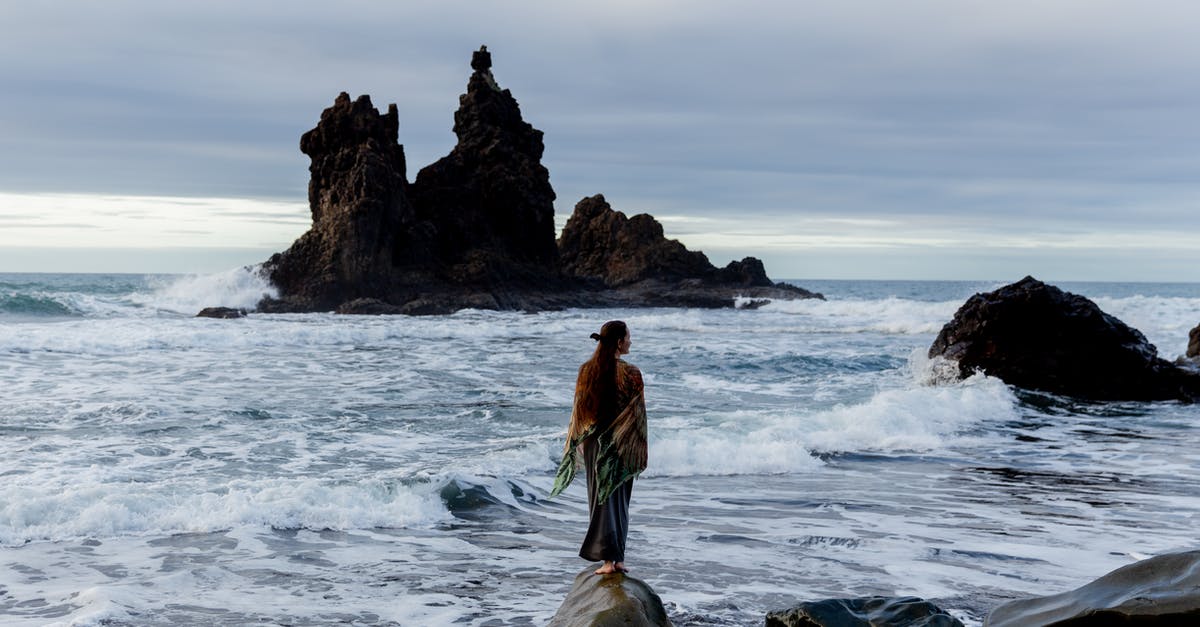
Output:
[549, 360, 648, 502]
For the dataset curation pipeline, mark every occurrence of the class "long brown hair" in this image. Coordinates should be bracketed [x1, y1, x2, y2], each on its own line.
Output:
[571, 320, 627, 436]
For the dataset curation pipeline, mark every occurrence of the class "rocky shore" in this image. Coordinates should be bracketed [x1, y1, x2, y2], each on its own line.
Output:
[253, 47, 819, 315]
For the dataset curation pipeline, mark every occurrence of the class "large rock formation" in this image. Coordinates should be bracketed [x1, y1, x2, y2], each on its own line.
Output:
[408, 45, 560, 285]
[260, 93, 414, 312]
[928, 276, 1200, 401]
[258, 47, 569, 313]
[559, 194, 823, 306]
[986, 551, 1200, 626]
[766, 596, 964, 627]
[254, 47, 820, 314]
[547, 568, 674, 627]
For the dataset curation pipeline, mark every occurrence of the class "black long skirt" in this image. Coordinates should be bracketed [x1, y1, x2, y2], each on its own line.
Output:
[579, 438, 633, 562]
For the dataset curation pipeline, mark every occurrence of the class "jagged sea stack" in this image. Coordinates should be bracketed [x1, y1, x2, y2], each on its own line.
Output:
[261, 93, 414, 312]
[259, 47, 568, 313]
[409, 45, 560, 284]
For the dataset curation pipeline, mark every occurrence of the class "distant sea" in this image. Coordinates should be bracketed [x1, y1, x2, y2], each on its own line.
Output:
[2, 271, 1199, 626]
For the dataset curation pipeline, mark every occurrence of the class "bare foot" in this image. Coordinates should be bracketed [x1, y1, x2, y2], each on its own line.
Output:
[615, 562, 630, 573]
[594, 561, 618, 575]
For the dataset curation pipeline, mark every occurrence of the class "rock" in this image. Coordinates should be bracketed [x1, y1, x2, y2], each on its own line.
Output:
[256, 47, 823, 314]
[558, 194, 823, 304]
[986, 551, 1200, 626]
[547, 568, 673, 627]
[195, 307, 247, 319]
[408, 45, 560, 284]
[766, 596, 964, 627]
[260, 91, 415, 312]
[1188, 324, 1200, 359]
[928, 276, 1200, 401]
[558, 194, 713, 287]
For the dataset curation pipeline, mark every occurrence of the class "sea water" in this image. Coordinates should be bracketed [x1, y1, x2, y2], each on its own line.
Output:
[1, 271, 1199, 626]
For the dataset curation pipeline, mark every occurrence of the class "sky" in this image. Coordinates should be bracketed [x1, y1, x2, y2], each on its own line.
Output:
[1, 1, 1198, 281]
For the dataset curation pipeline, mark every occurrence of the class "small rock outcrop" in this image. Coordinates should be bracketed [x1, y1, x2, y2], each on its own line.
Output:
[1188, 324, 1200, 359]
[547, 569, 673, 627]
[195, 307, 247, 319]
[929, 276, 1200, 401]
[559, 194, 823, 305]
[986, 551, 1200, 626]
[766, 596, 964, 627]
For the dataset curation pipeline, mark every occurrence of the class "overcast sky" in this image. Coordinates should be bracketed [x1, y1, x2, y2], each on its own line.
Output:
[2, 1, 1199, 281]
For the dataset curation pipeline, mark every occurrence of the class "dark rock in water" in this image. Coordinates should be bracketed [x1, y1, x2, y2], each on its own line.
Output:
[559, 194, 713, 287]
[559, 194, 823, 304]
[408, 45, 560, 284]
[256, 47, 822, 314]
[928, 276, 1200, 401]
[196, 307, 247, 319]
[547, 568, 673, 627]
[259, 91, 414, 312]
[986, 551, 1200, 626]
[1188, 324, 1200, 359]
[766, 596, 963, 627]
[258, 47, 567, 314]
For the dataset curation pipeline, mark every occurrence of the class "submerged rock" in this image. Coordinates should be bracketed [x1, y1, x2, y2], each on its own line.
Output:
[986, 551, 1200, 626]
[547, 568, 673, 627]
[766, 596, 963, 627]
[929, 276, 1200, 401]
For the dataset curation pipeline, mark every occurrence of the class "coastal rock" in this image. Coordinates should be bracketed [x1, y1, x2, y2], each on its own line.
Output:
[195, 307, 247, 319]
[766, 596, 964, 627]
[408, 45, 560, 284]
[558, 194, 823, 303]
[259, 92, 415, 312]
[547, 568, 673, 627]
[986, 551, 1200, 626]
[1188, 324, 1200, 359]
[249, 47, 823, 314]
[928, 276, 1200, 401]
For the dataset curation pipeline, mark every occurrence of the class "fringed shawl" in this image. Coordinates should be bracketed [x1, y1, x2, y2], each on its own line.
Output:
[549, 360, 648, 502]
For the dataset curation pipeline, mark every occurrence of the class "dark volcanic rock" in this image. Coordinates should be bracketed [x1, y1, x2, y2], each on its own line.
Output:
[766, 596, 963, 627]
[547, 568, 673, 627]
[258, 47, 567, 314]
[929, 276, 1200, 401]
[559, 194, 822, 303]
[253, 47, 822, 315]
[408, 45, 560, 284]
[986, 551, 1200, 626]
[260, 92, 416, 312]
[196, 307, 247, 319]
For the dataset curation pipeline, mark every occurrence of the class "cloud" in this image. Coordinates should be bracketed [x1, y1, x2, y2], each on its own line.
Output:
[0, 1, 1198, 279]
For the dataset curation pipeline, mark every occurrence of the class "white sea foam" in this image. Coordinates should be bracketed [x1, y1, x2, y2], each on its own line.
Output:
[131, 265, 279, 314]
[0, 476, 449, 546]
[746, 296, 962, 334]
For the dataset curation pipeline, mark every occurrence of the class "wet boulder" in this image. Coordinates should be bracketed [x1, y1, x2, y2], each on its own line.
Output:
[766, 596, 963, 627]
[929, 276, 1200, 401]
[547, 568, 673, 627]
[195, 307, 247, 319]
[986, 551, 1200, 626]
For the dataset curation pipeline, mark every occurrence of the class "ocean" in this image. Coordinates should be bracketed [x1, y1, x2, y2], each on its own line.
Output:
[2, 270, 1199, 626]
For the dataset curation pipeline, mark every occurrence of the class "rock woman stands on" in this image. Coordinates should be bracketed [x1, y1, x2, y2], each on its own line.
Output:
[550, 320, 648, 575]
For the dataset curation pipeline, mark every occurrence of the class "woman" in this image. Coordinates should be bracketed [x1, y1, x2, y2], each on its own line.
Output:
[549, 320, 648, 575]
